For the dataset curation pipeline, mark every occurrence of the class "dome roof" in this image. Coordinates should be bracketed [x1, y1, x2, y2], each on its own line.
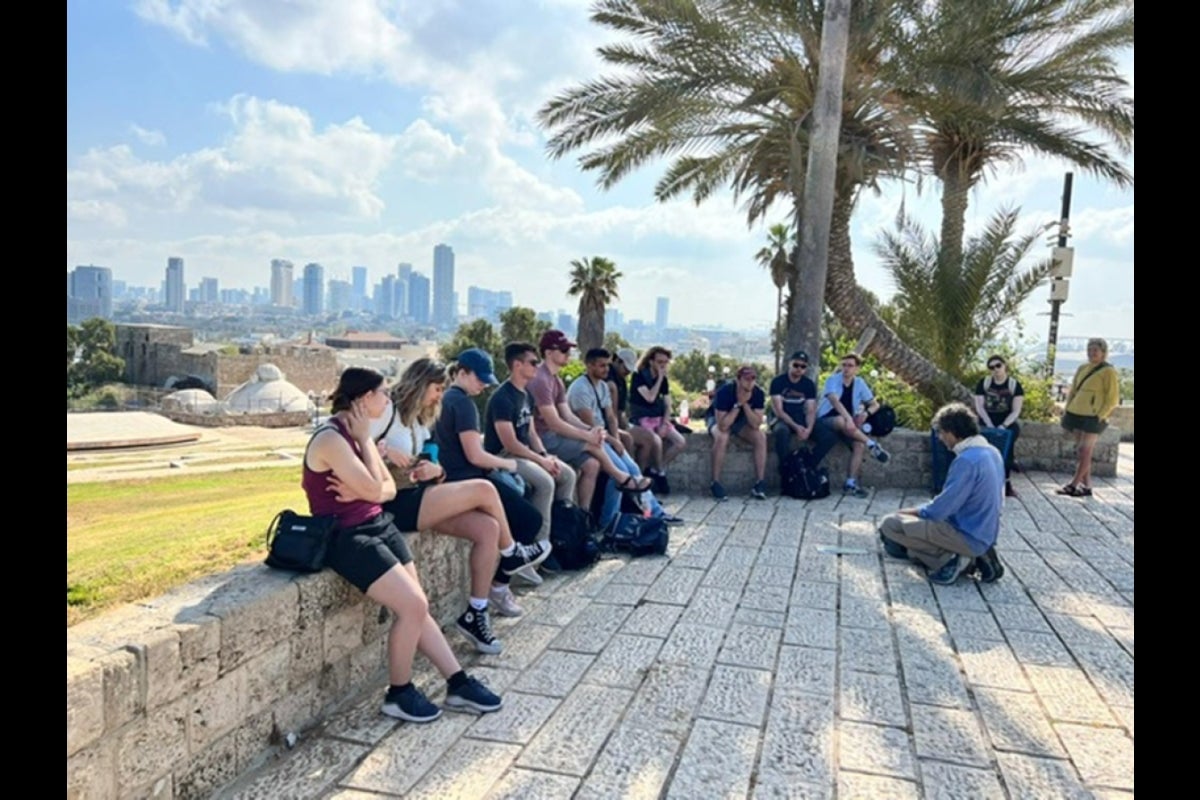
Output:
[222, 364, 314, 414]
[162, 389, 220, 414]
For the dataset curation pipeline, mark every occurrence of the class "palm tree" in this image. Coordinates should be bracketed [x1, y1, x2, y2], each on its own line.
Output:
[756, 222, 794, 371]
[876, 206, 1052, 378]
[567, 256, 623, 353]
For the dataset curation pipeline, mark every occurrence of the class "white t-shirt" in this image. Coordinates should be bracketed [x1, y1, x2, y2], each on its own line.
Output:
[566, 375, 611, 424]
[378, 407, 432, 460]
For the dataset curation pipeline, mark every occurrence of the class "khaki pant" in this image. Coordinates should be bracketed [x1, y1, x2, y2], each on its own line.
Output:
[504, 454, 578, 542]
[878, 514, 976, 571]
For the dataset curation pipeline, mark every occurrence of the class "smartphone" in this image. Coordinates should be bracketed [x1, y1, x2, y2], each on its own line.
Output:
[417, 452, 432, 463]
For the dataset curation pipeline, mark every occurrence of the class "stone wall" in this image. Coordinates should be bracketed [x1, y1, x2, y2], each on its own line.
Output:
[665, 421, 1121, 494]
[1108, 406, 1134, 442]
[67, 533, 470, 800]
[213, 348, 338, 398]
[160, 410, 313, 429]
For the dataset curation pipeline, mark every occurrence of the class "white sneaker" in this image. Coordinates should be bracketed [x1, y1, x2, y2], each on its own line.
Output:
[488, 585, 524, 617]
[511, 563, 544, 585]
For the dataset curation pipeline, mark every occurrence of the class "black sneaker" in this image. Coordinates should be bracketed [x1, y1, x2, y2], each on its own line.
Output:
[500, 540, 552, 576]
[381, 684, 442, 723]
[658, 514, 685, 526]
[879, 532, 909, 559]
[445, 674, 503, 714]
[749, 480, 767, 500]
[540, 553, 563, 574]
[972, 546, 1005, 583]
[651, 470, 671, 496]
[456, 608, 502, 654]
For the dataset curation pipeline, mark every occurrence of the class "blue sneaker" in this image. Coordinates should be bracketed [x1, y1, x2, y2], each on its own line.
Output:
[381, 684, 441, 723]
[445, 674, 502, 714]
[711, 481, 729, 502]
[749, 480, 768, 500]
[928, 554, 970, 585]
[879, 532, 908, 559]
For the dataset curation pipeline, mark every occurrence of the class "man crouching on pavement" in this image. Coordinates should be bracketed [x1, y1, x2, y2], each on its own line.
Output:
[878, 403, 1005, 585]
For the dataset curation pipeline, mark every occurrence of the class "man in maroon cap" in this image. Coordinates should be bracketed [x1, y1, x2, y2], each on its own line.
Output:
[705, 365, 768, 501]
[527, 330, 654, 515]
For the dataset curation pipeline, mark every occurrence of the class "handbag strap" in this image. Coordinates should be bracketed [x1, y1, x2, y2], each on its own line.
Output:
[1071, 362, 1110, 394]
[265, 510, 287, 547]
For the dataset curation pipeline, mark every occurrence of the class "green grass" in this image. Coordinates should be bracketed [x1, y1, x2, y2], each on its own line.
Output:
[67, 466, 307, 626]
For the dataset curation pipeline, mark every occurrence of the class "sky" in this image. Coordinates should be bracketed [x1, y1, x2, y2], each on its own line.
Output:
[67, 0, 1134, 341]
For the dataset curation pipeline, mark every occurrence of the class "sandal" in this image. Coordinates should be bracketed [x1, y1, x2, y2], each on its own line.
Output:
[1055, 484, 1079, 496]
[1075, 486, 1093, 497]
[617, 475, 654, 494]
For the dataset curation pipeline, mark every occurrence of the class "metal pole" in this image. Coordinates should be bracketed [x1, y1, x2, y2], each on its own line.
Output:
[1045, 172, 1073, 378]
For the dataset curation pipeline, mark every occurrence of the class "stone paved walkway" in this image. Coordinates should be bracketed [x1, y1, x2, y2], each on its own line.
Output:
[221, 450, 1134, 799]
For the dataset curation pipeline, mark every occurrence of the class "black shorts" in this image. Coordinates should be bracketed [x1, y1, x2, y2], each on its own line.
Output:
[324, 512, 413, 593]
[1061, 411, 1107, 435]
[381, 486, 428, 532]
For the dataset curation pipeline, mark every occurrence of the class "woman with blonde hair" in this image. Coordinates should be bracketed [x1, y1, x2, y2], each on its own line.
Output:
[629, 345, 687, 478]
[303, 367, 500, 722]
[1057, 338, 1120, 497]
[378, 358, 548, 655]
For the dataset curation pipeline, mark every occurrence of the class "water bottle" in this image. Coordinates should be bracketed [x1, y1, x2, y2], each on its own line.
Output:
[679, 398, 690, 426]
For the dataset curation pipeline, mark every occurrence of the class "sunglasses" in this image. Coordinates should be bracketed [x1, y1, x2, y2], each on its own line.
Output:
[790, 362, 808, 369]
[988, 362, 1004, 370]
[522, 357, 540, 366]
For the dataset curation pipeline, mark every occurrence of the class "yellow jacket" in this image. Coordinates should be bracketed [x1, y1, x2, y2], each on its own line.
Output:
[1065, 362, 1120, 420]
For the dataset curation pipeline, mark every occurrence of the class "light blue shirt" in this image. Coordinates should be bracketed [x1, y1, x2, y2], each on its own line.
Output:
[816, 373, 875, 418]
[918, 437, 1005, 555]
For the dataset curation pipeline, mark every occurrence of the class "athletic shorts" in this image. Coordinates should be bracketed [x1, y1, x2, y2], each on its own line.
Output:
[324, 512, 413, 593]
[541, 431, 591, 468]
[381, 485, 429, 532]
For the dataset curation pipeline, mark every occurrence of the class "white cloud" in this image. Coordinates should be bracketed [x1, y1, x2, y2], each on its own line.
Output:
[1068, 205, 1134, 247]
[129, 124, 166, 146]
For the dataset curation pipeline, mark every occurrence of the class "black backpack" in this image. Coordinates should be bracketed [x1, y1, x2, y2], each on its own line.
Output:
[780, 449, 831, 500]
[601, 513, 669, 557]
[550, 500, 601, 569]
[865, 404, 897, 437]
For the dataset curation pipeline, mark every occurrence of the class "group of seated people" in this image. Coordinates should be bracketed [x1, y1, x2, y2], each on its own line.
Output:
[301, 331, 689, 724]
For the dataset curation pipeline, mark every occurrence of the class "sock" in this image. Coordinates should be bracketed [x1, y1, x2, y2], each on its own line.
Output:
[867, 439, 878, 449]
[499, 543, 516, 557]
[390, 681, 414, 693]
[845, 478, 858, 487]
[446, 670, 468, 690]
[469, 597, 488, 611]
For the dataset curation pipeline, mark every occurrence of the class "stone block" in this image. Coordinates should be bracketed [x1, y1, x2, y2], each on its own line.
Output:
[665, 719, 759, 799]
[174, 733, 237, 800]
[698, 665, 771, 727]
[513, 650, 597, 697]
[582, 634, 662, 690]
[918, 762, 1005, 799]
[465, 691, 562, 746]
[173, 615, 220, 695]
[516, 684, 633, 776]
[68, 656, 106, 758]
[242, 641, 291, 717]
[116, 697, 189, 796]
[341, 713, 475, 795]
[619, 602, 682, 639]
[973, 687, 1066, 757]
[838, 721, 916, 779]
[323, 602, 365, 663]
[758, 691, 835, 788]
[910, 704, 991, 767]
[232, 709, 275, 773]
[549, 604, 630, 654]
[718, 623, 781, 671]
[208, 572, 299, 674]
[840, 671, 907, 728]
[996, 753, 1091, 799]
[1056, 724, 1134, 791]
[576, 725, 681, 800]
[187, 667, 246, 751]
[776, 645, 836, 698]
[486, 768, 581, 800]
[67, 737, 117, 800]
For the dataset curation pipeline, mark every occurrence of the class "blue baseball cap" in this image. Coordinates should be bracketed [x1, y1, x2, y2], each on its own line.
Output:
[457, 348, 499, 385]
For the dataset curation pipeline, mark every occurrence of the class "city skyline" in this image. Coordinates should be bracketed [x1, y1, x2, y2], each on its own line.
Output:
[66, 2, 1134, 339]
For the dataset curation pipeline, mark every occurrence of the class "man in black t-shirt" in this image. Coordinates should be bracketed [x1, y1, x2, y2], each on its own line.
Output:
[972, 354, 1024, 496]
[768, 349, 818, 461]
[705, 365, 769, 500]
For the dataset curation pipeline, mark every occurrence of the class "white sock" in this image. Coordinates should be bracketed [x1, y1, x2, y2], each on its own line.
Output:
[867, 439, 878, 449]
[469, 597, 488, 611]
[500, 543, 516, 557]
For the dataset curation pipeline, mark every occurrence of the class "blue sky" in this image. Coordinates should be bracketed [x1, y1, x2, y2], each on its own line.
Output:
[67, 1, 1133, 340]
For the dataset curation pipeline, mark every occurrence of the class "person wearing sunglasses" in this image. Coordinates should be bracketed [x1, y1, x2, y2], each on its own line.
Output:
[769, 350, 818, 463]
[973, 355, 1024, 497]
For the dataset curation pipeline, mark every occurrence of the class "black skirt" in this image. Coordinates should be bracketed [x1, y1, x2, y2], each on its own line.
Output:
[1061, 411, 1107, 434]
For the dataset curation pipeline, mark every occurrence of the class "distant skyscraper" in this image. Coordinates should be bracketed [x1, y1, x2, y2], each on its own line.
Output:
[557, 312, 576, 337]
[432, 244, 455, 327]
[303, 262, 325, 316]
[409, 272, 431, 325]
[376, 275, 396, 318]
[351, 266, 367, 311]
[68, 264, 113, 323]
[397, 262, 413, 282]
[328, 279, 353, 313]
[270, 259, 294, 307]
[468, 286, 515, 323]
[199, 277, 219, 304]
[165, 257, 185, 312]
[394, 279, 408, 320]
[656, 297, 669, 330]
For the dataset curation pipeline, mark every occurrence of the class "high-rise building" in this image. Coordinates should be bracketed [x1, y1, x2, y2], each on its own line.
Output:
[375, 275, 396, 318]
[656, 297, 669, 330]
[409, 272, 431, 325]
[68, 264, 113, 323]
[351, 266, 367, 311]
[270, 259, 294, 307]
[165, 257, 185, 313]
[303, 263, 325, 316]
[557, 312, 576, 336]
[328, 279, 353, 313]
[397, 262, 413, 282]
[394, 280, 407, 321]
[432, 244, 455, 327]
[200, 277, 219, 304]
[467, 286, 515, 323]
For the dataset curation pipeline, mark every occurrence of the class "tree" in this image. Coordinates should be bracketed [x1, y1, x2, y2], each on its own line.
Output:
[875, 207, 1053, 379]
[67, 325, 79, 368]
[755, 222, 794, 372]
[603, 331, 632, 354]
[567, 256, 622, 354]
[441, 319, 500, 368]
[67, 318, 125, 399]
[499, 307, 552, 349]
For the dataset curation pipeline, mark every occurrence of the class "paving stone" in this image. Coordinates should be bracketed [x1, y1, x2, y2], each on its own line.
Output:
[955, 637, 1030, 692]
[776, 645, 836, 697]
[732, 607, 787, 629]
[512, 651, 597, 698]
[739, 582, 792, 614]
[718, 623, 782, 671]
[1056, 724, 1134, 791]
[551, 557, 624, 597]
[1004, 629, 1077, 667]
[620, 602, 684, 638]
[1110, 704, 1133, 736]
[1025, 665, 1115, 725]
[840, 671, 907, 728]
[339, 713, 475, 795]
[591, 579, 649, 606]
[750, 563, 797, 587]
[795, 550, 839, 583]
[483, 768, 580, 800]
[698, 665, 772, 727]
[465, 692, 561, 746]
[624, 663, 711, 736]
[788, 580, 838, 611]
[477, 623, 561, 671]
[657, 622, 724, 668]
[839, 596, 891, 630]
[1070, 646, 1134, 707]
[608, 556, 670, 586]
[701, 563, 753, 591]
[783, 607, 836, 650]
[995, 753, 1091, 799]
[756, 545, 799, 570]
[836, 772, 919, 799]
[1107, 626, 1133, 657]
[515, 684, 632, 776]
[838, 721, 916, 779]
[548, 604, 630, 654]
[684, 588, 741, 630]
[750, 777, 833, 799]
[918, 762, 1005, 799]
[896, 643, 971, 709]
[642, 566, 705, 606]
[521, 594, 592, 628]
[322, 690, 402, 746]
[230, 738, 369, 799]
[886, 582, 941, 615]
[582, 633, 663, 689]
[989, 603, 1054, 634]
[838, 626, 898, 677]
[976, 574, 1036, 605]
[973, 687, 1066, 757]
[909, 704, 990, 767]
[665, 719, 759, 800]
[715, 545, 761, 567]
[930, 581, 989, 611]
[575, 725, 682, 800]
[943, 609, 1005, 643]
[403, 739, 520, 800]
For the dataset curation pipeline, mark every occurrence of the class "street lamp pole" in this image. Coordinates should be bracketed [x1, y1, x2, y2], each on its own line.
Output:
[1045, 172, 1074, 378]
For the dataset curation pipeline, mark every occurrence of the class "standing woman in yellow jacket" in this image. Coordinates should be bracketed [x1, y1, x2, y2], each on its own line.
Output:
[1057, 338, 1120, 497]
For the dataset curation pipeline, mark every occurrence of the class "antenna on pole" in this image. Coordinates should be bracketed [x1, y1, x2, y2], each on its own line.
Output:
[1045, 173, 1074, 378]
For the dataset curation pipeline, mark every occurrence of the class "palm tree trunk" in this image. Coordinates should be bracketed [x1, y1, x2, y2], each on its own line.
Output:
[825, 194, 971, 404]
[938, 163, 971, 277]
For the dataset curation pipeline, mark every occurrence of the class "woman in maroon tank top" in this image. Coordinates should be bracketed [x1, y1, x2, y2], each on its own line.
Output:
[305, 368, 501, 722]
